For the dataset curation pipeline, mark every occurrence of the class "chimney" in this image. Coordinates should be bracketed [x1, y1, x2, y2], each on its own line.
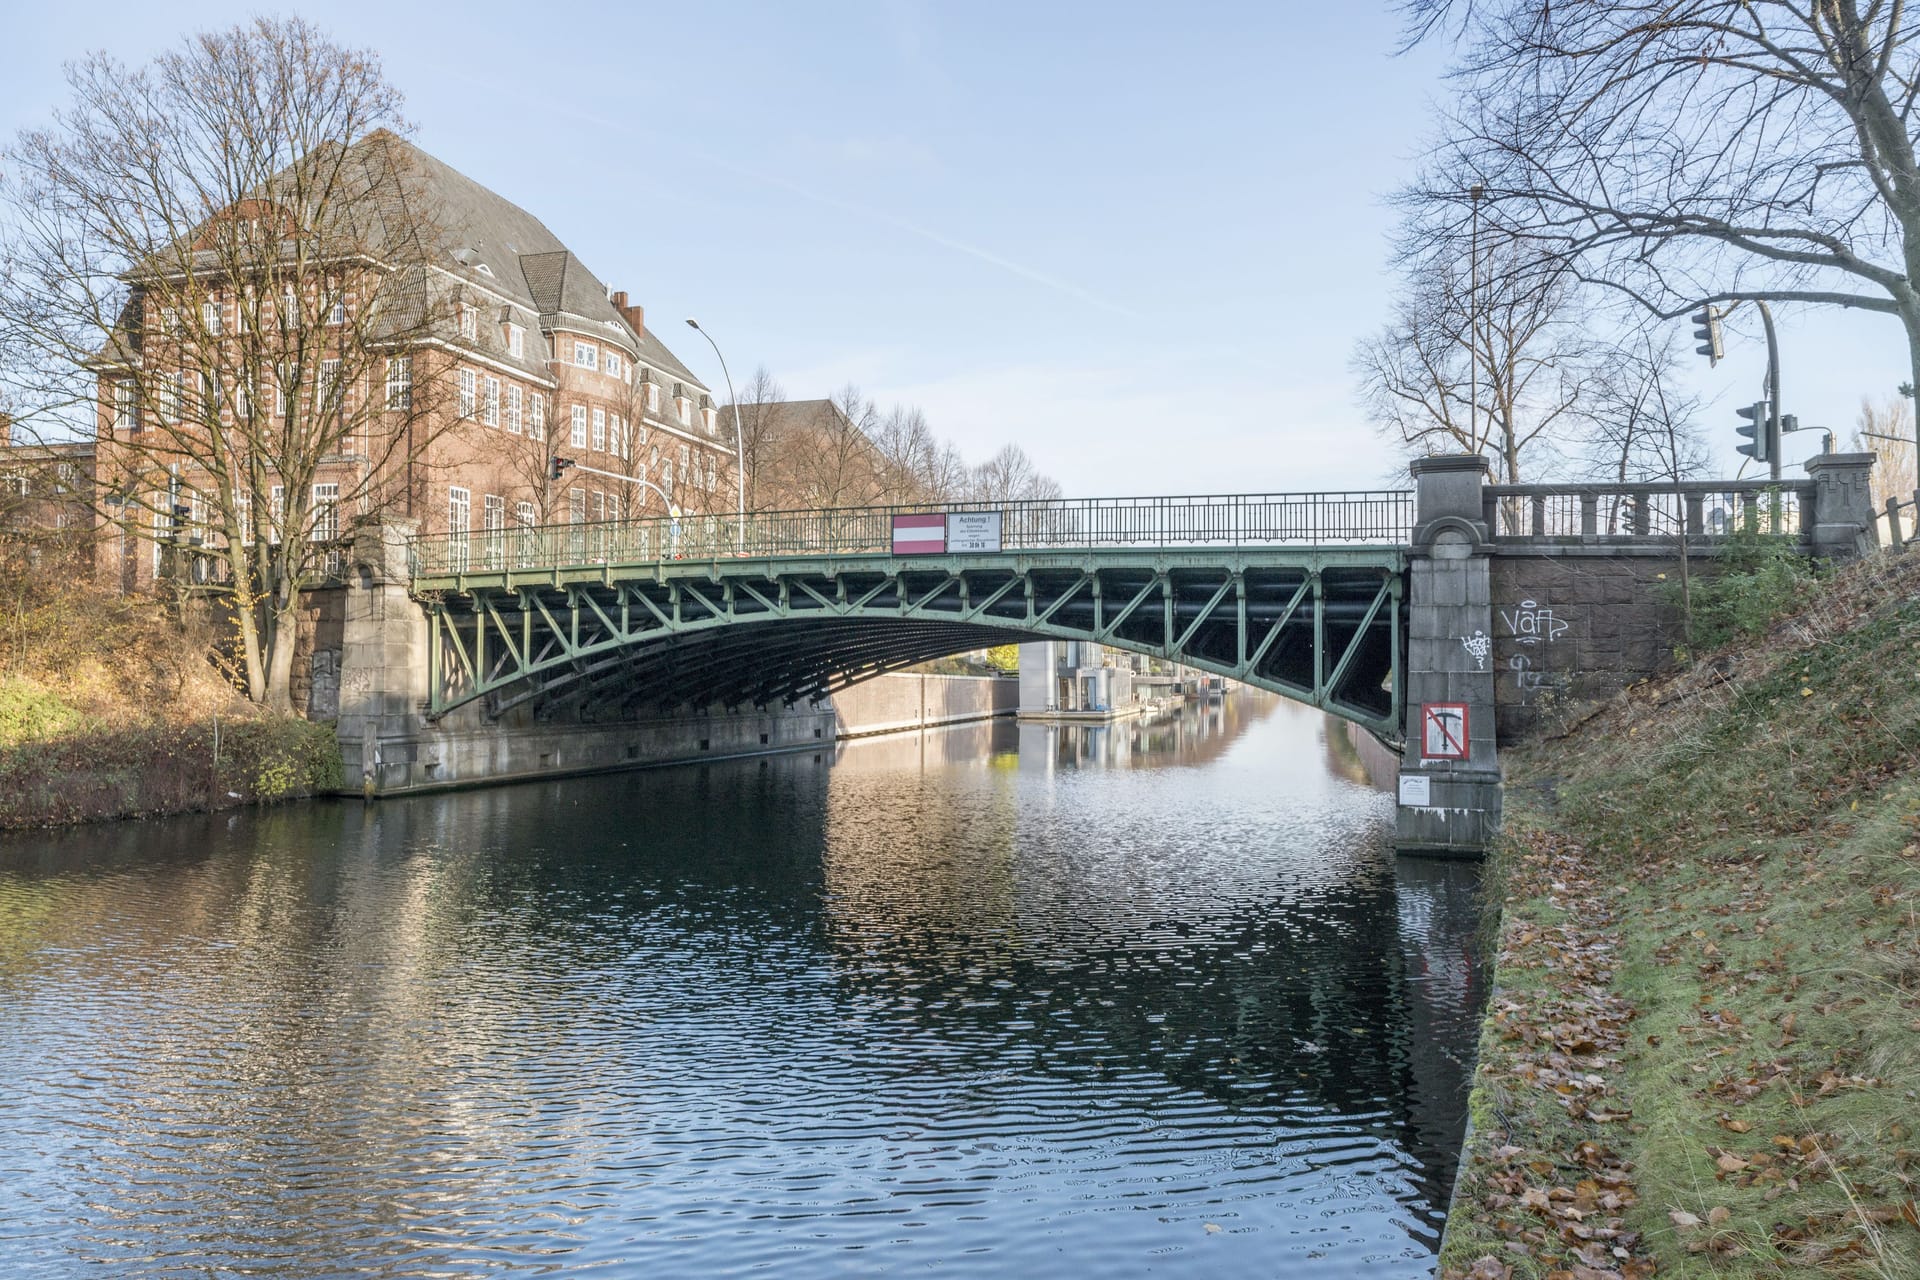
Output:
[612, 289, 644, 337]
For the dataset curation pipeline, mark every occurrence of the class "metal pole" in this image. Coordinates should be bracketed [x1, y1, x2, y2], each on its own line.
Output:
[1756, 300, 1782, 484]
[686, 319, 746, 552]
[1468, 185, 1483, 452]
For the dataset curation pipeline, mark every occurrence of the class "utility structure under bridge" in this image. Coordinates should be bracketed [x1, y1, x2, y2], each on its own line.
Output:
[335, 452, 1881, 856]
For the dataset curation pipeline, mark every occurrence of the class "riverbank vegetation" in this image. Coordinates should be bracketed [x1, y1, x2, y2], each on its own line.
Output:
[1443, 551, 1920, 1279]
[0, 559, 339, 828]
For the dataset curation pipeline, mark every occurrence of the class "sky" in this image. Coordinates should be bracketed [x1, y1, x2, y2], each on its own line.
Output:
[2, 2, 1911, 495]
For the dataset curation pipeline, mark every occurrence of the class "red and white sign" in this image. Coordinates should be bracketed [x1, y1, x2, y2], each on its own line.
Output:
[1421, 702, 1470, 761]
[891, 513, 947, 555]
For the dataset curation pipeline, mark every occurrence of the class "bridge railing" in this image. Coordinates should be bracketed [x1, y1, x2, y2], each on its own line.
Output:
[1482, 481, 1815, 544]
[408, 491, 1416, 576]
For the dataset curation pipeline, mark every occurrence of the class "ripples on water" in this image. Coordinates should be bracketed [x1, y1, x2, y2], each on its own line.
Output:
[0, 694, 1483, 1278]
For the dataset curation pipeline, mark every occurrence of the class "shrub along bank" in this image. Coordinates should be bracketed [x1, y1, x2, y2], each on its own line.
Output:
[0, 575, 341, 828]
[1441, 550, 1920, 1280]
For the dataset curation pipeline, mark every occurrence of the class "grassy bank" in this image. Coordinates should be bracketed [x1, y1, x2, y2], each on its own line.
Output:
[1441, 552, 1920, 1280]
[0, 572, 340, 828]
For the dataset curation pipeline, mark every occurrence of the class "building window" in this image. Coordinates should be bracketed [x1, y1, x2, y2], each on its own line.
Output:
[678, 444, 691, 478]
[591, 407, 606, 452]
[458, 369, 476, 418]
[676, 395, 690, 426]
[459, 305, 477, 340]
[568, 489, 586, 523]
[483, 376, 501, 427]
[605, 351, 622, 380]
[507, 385, 523, 433]
[609, 413, 624, 459]
[591, 490, 606, 523]
[319, 359, 342, 412]
[483, 494, 505, 564]
[448, 486, 471, 570]
[327, 297, 346, 326]
[515, 500, 536, 527]
[159, 371, 184, 424]
[530, 393, 546, 441]
[111, 380, 136, 432]
[646, 383, 660, 413]
[702, 406, 716, 434]
[280, 287, 297, 330]
[236, 489, 252, 546]
[573, 341, 597, 370]
[570, 404, 588, 447]
[269, 485, 284, 543]
[707, 458, 717, 491]
[608, 493, 621, 523]
[386, 357, 412, 411]
[311, 483, 340, 544]
[202, 301, 223, 335]
[507, 324, 525, 357]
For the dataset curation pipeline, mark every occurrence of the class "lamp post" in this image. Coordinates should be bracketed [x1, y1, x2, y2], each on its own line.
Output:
[1467, 184, 1484, 455]
[685, 317, 747, 551]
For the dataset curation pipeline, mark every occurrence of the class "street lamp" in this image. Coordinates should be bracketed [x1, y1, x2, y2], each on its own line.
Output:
[685, 317, 747, 550]
[1468, 184, 1484, 450]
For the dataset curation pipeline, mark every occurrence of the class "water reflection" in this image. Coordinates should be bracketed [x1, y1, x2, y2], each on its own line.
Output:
[0, 693, 1482, 1279]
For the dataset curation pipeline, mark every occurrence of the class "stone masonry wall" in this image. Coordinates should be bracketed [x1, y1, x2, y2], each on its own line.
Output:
[1490, 549, 1707, 738]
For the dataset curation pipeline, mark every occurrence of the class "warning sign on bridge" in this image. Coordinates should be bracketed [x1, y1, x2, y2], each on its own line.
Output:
[1420, 702, 1470, 761]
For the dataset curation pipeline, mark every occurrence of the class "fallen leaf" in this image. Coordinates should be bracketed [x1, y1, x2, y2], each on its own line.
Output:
[1671, 1209, 1703, 1231]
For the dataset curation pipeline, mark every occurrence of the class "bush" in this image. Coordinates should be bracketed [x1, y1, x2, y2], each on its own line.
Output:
[1665, 526, 1818, 652]
[0, 713, 342, 828]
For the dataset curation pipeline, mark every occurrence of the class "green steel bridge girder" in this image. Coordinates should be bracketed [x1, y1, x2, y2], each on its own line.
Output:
[415, 548, 1409, 742]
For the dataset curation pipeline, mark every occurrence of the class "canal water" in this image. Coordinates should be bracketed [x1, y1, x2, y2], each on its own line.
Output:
[0, 693, 1484, 1278]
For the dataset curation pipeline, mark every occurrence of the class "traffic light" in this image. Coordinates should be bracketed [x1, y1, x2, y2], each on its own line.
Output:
[1691, 305, 1724, 365]
[549, 455, 574, 481]
[1735, 401, 1771, 463]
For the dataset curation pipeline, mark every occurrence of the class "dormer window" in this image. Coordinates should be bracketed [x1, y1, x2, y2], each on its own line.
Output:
[459, 305, 477, 340]
[573, 341, 598, 370]
[605, 351, 622, 381]
[702, 406, 716, 434]
[646, 383, 660, 413]
[508, 324, 524, 357]
[676, 395, 690, 426]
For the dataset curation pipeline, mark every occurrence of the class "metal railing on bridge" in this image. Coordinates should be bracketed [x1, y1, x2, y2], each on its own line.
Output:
[1482, 480, 1814, 544]
[409, 491, 1416, 577]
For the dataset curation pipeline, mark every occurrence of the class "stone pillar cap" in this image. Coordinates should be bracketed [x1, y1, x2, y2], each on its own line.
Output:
[1409, 454, 1492, 478]
[1803, 452, 1875, 473]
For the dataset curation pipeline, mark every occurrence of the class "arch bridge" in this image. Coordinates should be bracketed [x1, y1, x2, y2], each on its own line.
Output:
[408, 493, 1414, 742]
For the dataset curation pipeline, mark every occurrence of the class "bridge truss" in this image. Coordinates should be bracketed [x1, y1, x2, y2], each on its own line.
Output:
[414, 548, 1407, 742]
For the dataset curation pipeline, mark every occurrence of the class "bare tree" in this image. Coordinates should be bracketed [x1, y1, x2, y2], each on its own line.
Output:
[1401, 1, 1920, 480]
[872, 404, 967, 503]
[0, 17, 453, 708]
[968, 443, 1063, 503]
[732, 365, 786, 512]
[1581, 334, 1708, 486]
[1354, 235, 1593, 481]
[1855, 394, 1916, 512]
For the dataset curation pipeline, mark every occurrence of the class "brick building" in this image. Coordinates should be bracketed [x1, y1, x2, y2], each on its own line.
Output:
[91, 130, 737, 592]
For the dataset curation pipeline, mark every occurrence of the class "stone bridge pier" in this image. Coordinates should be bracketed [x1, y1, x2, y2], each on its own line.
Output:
[1393, 451, 1879, 856]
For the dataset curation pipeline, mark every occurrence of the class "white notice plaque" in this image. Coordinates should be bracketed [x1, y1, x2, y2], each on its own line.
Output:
[948, 511, 1003, 553]
[1398, 774, 1431, 807]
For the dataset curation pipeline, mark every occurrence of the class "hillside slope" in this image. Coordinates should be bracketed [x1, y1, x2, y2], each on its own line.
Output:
[1442, 551, 1920, 1279]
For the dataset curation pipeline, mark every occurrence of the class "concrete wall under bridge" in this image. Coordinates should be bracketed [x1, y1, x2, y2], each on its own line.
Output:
[337, 667, 1016, 797]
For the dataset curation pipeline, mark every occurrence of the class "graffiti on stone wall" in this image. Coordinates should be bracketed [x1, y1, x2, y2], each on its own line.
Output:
[1500, 598, 1569, 646]
[1500, 598, 1571, 704]
[1460, 629, 1491, 671]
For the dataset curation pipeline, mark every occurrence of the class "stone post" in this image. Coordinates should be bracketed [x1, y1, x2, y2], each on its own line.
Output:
[1803, 452, 1878, 560]
[335, 520, 428, 794]
[1397, 455, 1501, 857]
